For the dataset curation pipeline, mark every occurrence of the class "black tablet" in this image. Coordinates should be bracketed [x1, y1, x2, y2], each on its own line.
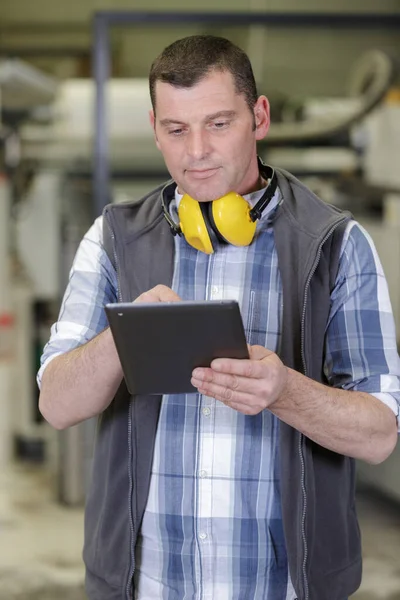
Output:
[105, 300, 249, 395]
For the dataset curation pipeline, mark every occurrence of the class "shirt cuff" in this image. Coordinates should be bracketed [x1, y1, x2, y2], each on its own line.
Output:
[370, 392, 400, 432]
[36, 352, 63, 389]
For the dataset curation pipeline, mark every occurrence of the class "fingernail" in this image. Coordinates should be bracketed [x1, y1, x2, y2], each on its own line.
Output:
[211, 360, 223, 371]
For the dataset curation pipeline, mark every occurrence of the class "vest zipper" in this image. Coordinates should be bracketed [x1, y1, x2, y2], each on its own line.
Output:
[126, 401, 136, 600]
[104, 215, 122, 304]
[299, 217, 347, 600]
[104, 214, 136, 600]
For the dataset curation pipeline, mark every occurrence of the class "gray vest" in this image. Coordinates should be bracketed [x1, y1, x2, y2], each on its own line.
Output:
[83, 168, 361, 600]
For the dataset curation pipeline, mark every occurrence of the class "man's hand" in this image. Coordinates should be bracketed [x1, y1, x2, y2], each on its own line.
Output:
[134, 284, 181, 304]
[191, 344, 288, 415]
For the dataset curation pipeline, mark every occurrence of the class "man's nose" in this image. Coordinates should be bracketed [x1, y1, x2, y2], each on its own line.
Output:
[186, 130, 210, 161]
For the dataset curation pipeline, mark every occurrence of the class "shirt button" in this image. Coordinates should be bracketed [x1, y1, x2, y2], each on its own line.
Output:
[211, 286, 218, 296]
[202, 407, 211, 417]
[199, 470, 207, 478]
[199, 532, 207, 540]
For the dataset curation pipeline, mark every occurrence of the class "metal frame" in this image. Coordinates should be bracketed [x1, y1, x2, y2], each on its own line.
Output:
[92, 10, 400, 217]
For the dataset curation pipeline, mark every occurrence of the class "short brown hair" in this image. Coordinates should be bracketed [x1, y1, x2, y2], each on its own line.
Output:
[149, 35, 258, 115]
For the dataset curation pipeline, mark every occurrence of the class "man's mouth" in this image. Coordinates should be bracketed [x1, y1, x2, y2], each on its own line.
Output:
[185, 167, 220, 180]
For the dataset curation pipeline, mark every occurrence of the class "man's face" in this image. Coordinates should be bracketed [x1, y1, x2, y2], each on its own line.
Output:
[150, 69, 270, 201]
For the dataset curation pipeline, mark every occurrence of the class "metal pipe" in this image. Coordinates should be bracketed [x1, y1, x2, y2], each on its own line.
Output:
[93, 14, 111, 219]
[94, 11, 400, 28]
[0, 173, 13, 467]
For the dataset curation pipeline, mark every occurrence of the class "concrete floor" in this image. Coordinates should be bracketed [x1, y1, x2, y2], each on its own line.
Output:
[0, 463, 399, 599]
[352, 486, 400, 600]
[0, 464, 85, 600]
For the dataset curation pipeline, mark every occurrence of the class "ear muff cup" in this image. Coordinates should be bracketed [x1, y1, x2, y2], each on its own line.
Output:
[178, 192, 257, 254]
[178, 194, 214, 254]
[211, 192, 257, 246]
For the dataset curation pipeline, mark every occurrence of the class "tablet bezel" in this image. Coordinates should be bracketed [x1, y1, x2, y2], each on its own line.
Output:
[105, 299, 249, 395]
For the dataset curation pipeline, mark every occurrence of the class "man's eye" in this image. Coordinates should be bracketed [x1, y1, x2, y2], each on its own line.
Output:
[213, 121, 229, 129]
[169, 129, 184, 136]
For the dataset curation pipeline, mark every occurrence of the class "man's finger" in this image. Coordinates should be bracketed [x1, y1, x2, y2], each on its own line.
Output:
[152, 284, 181, 302]
[194, 383, 257, 407]
[191, 369, 261, 395]
[249, 345, 274, 361]
[209, 357, 266, 379]
[134, 285, 181, 303]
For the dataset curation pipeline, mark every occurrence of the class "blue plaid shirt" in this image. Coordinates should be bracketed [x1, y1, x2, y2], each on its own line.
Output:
[38, 186, 400, 600]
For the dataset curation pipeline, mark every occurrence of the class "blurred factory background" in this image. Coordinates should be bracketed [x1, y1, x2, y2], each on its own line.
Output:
[0, 0, 400, 598]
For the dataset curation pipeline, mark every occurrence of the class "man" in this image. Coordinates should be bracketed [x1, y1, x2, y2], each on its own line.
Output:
[38, 35, 400, 600]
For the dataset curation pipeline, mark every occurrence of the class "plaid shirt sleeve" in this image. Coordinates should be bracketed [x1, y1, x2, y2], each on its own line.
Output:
[325, 220, 400, 430]
[37, 216, 118, 388]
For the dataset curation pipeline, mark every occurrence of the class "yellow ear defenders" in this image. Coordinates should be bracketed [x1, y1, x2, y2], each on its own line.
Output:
[161, 161, 277, 255]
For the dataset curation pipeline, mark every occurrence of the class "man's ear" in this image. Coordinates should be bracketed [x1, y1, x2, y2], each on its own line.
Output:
[149, 109, 161, 150]
[254, 96, 270, 141]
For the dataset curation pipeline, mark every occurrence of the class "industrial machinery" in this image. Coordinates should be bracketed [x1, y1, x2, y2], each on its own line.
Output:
[0, 59, 57, 468]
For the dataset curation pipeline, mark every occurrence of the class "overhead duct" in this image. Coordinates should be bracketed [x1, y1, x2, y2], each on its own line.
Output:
[267, 50, 397, 144]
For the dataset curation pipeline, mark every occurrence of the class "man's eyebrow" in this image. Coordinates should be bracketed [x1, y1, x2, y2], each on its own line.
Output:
[205, 110, 237, 121]
[159, 110, 237, 127]
[159, 118, 186, 127]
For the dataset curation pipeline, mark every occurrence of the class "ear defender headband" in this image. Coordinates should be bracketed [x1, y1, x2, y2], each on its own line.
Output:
[161, 160, 277, 255]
